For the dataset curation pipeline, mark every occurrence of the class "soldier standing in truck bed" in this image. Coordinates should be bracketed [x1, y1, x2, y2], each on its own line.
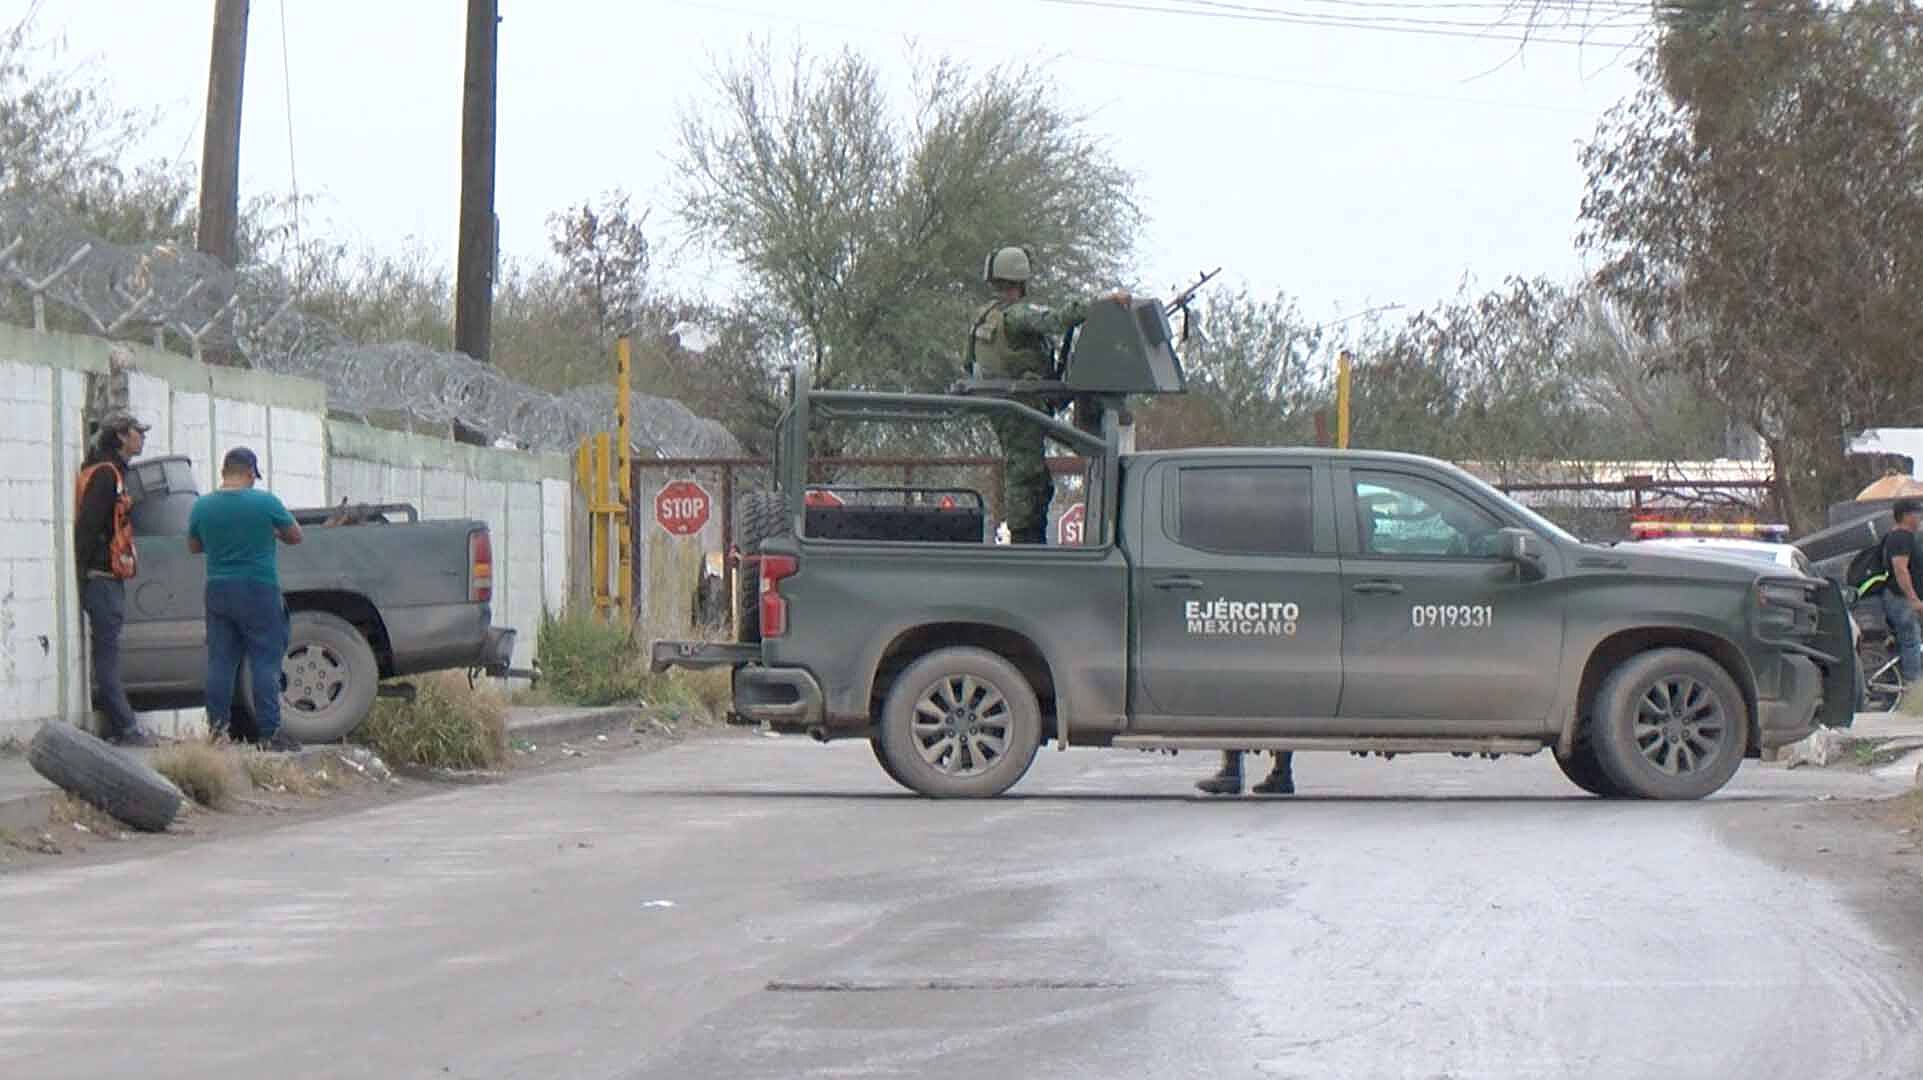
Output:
[966, 246, 1130, 544]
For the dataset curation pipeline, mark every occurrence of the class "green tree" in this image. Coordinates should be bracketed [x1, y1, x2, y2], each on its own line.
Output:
[1135, 289, 1328, 449]
[673, 41, 1141, 451]
[1580, 0, 1923, 528]
[0, 10, 194, 244]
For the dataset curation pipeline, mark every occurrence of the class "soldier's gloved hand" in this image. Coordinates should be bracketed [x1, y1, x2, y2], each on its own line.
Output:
[1104, 288, 1133, 307]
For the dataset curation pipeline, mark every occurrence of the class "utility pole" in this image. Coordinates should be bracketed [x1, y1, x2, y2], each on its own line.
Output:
[196, 0, 250, 268]
[452, 0, 499, 446]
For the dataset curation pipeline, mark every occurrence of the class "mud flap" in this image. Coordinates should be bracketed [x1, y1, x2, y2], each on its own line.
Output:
[1814, 580, 1859, 729]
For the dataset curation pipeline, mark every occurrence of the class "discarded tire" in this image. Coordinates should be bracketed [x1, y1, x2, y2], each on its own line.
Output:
[27, 722, 184, 832]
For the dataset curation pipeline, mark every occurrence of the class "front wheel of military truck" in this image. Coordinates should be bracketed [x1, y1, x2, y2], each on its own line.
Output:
[877, 648, 1043, 798]
[1589, 648, 1749, 800]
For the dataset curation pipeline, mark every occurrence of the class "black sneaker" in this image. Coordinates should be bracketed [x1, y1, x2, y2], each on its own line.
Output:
[110, 729, 160, 748]
[263, 731, 304, 753]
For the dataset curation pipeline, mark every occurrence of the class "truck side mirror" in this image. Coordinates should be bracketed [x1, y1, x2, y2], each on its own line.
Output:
[1498, 527, 1544, 578]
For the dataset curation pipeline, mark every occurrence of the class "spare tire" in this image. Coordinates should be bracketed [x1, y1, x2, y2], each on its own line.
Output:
[27, 722, 184, 832]
[734, 492, 789, 642]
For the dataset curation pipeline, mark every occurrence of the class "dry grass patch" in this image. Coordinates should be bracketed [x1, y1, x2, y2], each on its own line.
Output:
[242, 751, 333, 795]
[665, 668, 732, 723]
[153, 743, 239, 808]
[357, 671, 509, 771]
[50, 793, 129, 836]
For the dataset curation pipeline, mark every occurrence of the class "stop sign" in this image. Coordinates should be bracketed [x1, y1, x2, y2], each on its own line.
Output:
[654, 479, 712, 536]
[1057, 503, 1087, 545]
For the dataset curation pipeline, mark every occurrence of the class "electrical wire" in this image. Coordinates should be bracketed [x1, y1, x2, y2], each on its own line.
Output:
[1036, 0, 1650, 47]
[664, 0, 1624, 115]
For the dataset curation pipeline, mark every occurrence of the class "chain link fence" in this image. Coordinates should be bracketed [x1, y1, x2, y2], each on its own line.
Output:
[0, 192, 740, 458]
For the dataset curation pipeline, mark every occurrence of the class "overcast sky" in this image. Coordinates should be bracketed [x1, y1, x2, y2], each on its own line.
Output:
[18, 0, 1653, 329]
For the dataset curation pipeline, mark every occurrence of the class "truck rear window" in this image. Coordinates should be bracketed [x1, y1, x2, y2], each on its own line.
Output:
[1178, 467, 1314, 556]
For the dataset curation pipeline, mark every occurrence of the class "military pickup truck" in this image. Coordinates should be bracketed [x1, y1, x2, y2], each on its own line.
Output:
[114, 455, 519, 741]
[653, 298, 1856, 800]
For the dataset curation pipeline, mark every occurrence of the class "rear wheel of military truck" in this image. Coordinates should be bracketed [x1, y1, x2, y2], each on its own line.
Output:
[878, 648, 1043, 797]
[734, 492, 789, 642]
[1590, 648, 1748, 800]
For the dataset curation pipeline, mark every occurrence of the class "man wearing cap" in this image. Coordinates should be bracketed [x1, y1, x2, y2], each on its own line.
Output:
[188, 447, 304, 750]
[74, 411, 158, 746]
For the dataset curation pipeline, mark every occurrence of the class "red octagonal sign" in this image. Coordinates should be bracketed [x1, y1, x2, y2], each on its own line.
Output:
[654, 479, 712, 537]
[1057, 502, 1087, 545]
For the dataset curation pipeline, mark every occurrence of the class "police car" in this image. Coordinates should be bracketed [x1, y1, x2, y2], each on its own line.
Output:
[1630, 522, 1860, 648]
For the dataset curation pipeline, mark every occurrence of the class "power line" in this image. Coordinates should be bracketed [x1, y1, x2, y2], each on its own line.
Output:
[664, 0, 1625, 116]
[1036, 0, 1649, 47]
[1184, 0, 1923, 24]
[1174, 0, 1647, 32]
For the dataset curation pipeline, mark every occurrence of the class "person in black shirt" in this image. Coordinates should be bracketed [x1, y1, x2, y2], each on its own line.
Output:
[74, 411, 156, 746]
[1879, 500, 1923, 685]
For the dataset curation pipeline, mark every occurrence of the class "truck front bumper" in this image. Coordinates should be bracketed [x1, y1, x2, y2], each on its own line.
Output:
[1757, 653, 1825, 751]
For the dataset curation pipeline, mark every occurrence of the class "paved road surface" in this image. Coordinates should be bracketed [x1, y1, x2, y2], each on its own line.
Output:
[3, 736, 1919, 1080]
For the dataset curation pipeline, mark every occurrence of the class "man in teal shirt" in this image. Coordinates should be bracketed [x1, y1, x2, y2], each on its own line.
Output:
[189, 447, 304, 750]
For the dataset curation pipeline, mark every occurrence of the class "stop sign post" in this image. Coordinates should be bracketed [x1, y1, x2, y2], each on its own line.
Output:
[1057, 503, 1086, 545]
[655, 479, 712, 537]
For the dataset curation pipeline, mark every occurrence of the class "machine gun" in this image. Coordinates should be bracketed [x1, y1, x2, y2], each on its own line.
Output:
[1043, 267, 1221, 380]
[1163, 266, 1220, 344]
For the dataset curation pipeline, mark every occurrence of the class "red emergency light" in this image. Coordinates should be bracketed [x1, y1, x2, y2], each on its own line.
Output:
[1629, 520, 1789, 541]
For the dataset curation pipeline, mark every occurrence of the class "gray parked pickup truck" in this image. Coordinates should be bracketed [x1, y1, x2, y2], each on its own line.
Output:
[653, 299, 1856, 800]
[115, 455, 519, 741]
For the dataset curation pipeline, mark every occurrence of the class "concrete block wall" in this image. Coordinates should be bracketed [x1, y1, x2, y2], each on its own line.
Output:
[0, 360, 67, 729]
[0, 323, 578, 743]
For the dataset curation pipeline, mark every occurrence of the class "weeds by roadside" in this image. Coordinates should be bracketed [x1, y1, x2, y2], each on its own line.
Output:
[533, 609, 732, 722]
[357, 671, 509, 771]
[51, 793, 128, 836]
[243, 751, 333, 795]
[536, 610, 651, 705]
[153, 743, 238, 808]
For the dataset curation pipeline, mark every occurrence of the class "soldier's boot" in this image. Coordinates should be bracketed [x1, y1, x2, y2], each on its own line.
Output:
[1251, 751, 1295, 796]
[1195, 750, 1243, 795]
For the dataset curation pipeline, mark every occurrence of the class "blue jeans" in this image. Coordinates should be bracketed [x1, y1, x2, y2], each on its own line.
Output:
[205, 579, 289, 738]
[81, 577, 140, 738]
[1880, 588, 1923, 682]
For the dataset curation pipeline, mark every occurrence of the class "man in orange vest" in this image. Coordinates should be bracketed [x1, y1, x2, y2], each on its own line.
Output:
[73, 411, 156, 746]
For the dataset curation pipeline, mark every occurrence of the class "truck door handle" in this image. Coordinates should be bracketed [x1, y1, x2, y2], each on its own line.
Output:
[1351, 580, 1404, 595]
[1153, 575, 1205, 591]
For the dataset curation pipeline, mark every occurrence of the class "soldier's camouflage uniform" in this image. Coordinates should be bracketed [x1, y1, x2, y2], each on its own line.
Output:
[966, 297, 1091, 543]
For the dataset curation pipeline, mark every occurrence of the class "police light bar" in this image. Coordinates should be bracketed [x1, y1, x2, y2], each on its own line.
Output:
[1629, 521, 1789, 541]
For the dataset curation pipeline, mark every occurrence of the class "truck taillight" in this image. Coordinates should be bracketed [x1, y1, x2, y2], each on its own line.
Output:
[759, 554, 798, 638]
[469, 529, 493, 603]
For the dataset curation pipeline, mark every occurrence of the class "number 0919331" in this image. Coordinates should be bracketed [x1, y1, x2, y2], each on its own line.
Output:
[1411, 604, 1493, 629]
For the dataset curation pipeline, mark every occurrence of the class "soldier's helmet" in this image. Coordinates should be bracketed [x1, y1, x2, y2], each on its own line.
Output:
[982, 246, 1032, 284]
